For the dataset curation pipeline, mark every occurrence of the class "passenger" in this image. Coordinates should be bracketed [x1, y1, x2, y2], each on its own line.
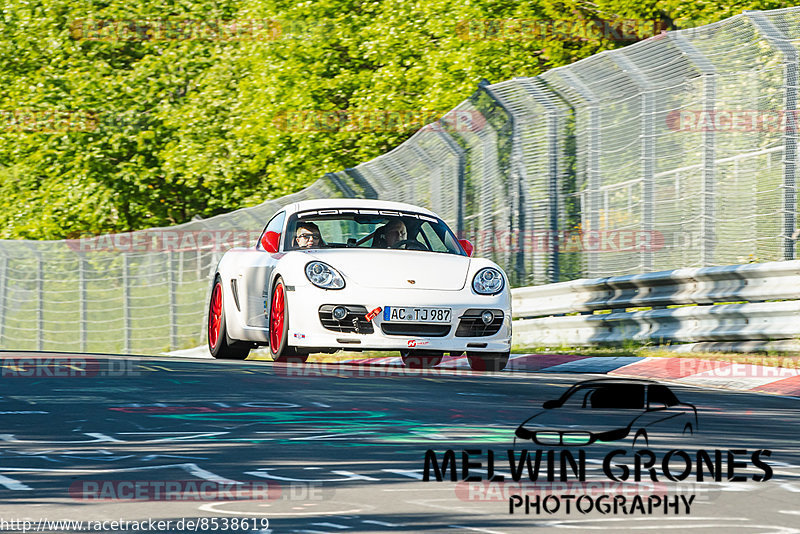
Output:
[294, 222, 322, 249]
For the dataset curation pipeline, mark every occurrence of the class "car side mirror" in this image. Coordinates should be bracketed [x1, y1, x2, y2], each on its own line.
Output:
[459, 239, 474, 257]
[542, 400, 559, 409]
[261, 231, 280, 253]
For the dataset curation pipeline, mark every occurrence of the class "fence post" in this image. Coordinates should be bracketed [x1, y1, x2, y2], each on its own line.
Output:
[324, 172, 357, 198]
[122, 254, 131, 354]
[610, 53, 655, 273]
[0, 256, 6, 347]
[79, 256, 87, 353]
[520, 77, 565, 283]
[670, 33, 717, 266]
[559, 70, 601, 277]
[746, 11, 798, 261]
[435, 129, 467, 236]
[344, 168, 378, 199]
[168, 251, 178, 351]
[37, 257, 44, 352]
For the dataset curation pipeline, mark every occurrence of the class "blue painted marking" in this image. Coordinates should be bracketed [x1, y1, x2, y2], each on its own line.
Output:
[544, 357, 644, 374]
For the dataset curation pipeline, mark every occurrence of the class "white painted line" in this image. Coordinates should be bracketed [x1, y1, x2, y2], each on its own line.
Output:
[448, 525, 507, 534]
[380, 468, 424, 480]
[361, 520, 405, 527]
[0, 463, 239, 484]
[0, 474, 33, 490]
[311, 523, 351, 530]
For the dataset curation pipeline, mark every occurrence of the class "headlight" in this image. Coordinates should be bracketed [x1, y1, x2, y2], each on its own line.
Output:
[305, 261, 345, 289]
[472, 267, 504, 295]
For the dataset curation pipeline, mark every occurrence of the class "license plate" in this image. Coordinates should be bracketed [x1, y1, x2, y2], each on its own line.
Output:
[383, 306, 451, 323]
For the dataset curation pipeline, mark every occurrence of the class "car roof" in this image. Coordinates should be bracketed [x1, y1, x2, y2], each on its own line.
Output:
[570, 378, 661, 387]
[284, 199, 439, 218]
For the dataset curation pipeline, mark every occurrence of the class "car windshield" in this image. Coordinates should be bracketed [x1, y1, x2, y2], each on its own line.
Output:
[284, 210, 464, 255]
[561, 384, 646, 410]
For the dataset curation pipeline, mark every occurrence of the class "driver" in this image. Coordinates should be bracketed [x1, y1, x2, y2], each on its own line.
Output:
[384, 219, 407, 247]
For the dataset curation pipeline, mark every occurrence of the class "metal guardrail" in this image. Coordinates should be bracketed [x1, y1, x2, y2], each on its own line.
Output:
[511, 260, 800, 347]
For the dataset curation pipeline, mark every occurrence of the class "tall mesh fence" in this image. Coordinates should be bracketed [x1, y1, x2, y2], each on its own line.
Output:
[1, 8, 798, 354]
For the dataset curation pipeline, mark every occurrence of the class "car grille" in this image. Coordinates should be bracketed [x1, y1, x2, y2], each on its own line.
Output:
[380, 323, 451, 337]
[535, 431, 593, 446]
[319, 305, 374, 334]
[455, 309, 504, 337]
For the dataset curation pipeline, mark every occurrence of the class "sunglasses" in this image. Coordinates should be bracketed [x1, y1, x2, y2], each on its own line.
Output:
[296, 233, 320, 240]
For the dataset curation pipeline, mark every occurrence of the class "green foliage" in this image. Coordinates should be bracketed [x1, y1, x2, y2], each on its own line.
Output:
[0, 0, 794, 238]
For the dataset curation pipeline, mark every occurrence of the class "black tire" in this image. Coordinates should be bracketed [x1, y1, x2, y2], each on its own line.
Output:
[208, 275, 251, 360]
[401, 350, 443, 369]
[268, 276, 308, 364]
[466, 351, 509, 371]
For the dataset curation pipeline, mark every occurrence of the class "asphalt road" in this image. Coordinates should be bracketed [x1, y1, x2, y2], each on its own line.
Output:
[0, 351, 799, 533]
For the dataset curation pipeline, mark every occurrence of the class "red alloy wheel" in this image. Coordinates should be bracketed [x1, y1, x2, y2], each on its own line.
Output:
[270, 282, 285, 353]
[208, 282, 223, 349]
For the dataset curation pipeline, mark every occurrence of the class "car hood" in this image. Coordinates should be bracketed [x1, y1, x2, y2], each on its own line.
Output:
[298, 249, 471, 290]
[519, 408, 641, 434]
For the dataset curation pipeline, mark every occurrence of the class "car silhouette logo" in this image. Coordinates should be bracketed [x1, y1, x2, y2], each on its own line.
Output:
[514, 379, 698, 448]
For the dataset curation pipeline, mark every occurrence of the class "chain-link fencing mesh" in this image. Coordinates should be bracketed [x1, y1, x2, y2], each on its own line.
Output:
[1, 8, 798, 354]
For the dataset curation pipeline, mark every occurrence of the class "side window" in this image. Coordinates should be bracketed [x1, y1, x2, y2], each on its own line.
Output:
[418, 223, 448, 252]
[259, 212, 286, 252]
[648, 385, 679, 409]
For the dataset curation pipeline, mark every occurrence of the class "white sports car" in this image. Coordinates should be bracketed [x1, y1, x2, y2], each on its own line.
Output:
[207, 199, 512, 370]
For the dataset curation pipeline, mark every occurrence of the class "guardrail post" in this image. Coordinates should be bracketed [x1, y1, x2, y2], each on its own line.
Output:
[670, 33, 717, 266]
[610, 53, 655, 273]
[168, 251, 178, 351]
[745, 11, 798, 261]
[122, 254, 131, 354]
[79, 255, 87, 353]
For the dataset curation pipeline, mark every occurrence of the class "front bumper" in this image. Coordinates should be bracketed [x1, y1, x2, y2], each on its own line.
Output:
[286, 282, 511, 353]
